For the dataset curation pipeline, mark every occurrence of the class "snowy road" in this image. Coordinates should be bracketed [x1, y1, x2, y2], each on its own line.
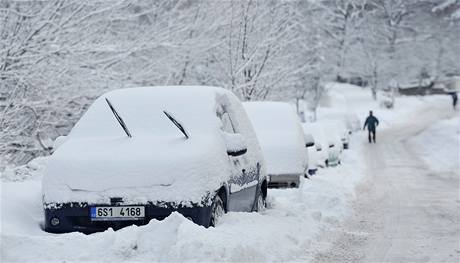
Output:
[314, 103, 460, 262]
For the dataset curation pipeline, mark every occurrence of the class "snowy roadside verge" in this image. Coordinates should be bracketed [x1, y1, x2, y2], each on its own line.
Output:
[409, 115, 460, 173]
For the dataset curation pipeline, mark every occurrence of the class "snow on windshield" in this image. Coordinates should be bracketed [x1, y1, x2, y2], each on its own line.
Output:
[70, 86, 220, 139]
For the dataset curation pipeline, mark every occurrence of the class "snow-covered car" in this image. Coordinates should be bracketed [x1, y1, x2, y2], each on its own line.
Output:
[303, 122, 341, 167]
[42, 86, 268, 233]
[320, 122, 343, 166]
[243, 102, 310, 188]
[345, 113, 361, 133]
[320, 119, 350, 150]
[317, 110, 356, 149]
[304, 132, 319, 175]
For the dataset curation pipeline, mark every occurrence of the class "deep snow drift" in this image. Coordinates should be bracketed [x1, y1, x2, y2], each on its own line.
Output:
[1, 147, 366, 262]
[1, 84, 457, 262]
[410, 116, 459, 172]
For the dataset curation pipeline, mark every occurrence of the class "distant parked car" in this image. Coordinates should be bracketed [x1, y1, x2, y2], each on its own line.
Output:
[304, 122, 342, 167]
[317, 109, 359, 138]
[344, 113, 361, 133]
[336, 74, 368, 87]
[244, 102, 312, 188]
[43, 86, 268, 233]
[320, 120, 350, 150]
[303, 132, 320, 176]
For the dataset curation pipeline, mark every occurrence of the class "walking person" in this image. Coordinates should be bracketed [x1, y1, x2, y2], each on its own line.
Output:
[363, 111, 379, 143]
[450, 92, 458, 110]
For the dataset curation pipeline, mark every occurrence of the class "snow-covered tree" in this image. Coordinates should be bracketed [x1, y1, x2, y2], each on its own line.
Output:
[1, 0, 459, 168]
[315, 0, 367, 78]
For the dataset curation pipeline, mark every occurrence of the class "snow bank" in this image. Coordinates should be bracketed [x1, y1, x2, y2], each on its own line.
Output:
[1, 157, 49, 182]
[1, 142, 365, 262]
[410, 116, 460, 172]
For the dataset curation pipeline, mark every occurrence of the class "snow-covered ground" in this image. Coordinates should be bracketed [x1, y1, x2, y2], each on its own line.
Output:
[0, 145, 365, 262]
[409, 116, 460, 173]
[1, 84, 458, 262]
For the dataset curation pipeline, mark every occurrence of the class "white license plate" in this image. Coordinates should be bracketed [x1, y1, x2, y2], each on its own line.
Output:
[90, 206, 145, 221]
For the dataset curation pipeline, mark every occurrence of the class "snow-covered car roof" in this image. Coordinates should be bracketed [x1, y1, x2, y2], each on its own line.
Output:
[43, 86, 263, 206]
[243, 101, 307, 176]
[317, 109, 359, 131]
[302, 123, 326, 146]
[303, 122, 340, 147]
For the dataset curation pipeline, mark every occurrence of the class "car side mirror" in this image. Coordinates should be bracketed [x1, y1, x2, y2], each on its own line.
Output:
[223, 132, 248, 157]
[304, 133, 315, 148]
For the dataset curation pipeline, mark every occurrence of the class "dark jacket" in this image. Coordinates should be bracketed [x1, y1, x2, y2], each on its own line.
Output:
[364, 115, 379, 131]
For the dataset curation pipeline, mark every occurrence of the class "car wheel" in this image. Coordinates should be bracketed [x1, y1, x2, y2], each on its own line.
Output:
[256, 192, 266, 212]
[210, 195, 225, 227]
[325, 160, 329, 167]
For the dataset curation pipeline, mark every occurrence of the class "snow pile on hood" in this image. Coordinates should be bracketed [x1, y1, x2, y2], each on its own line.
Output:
[244, 101, 307, 176]
[43, 86, 262, 206]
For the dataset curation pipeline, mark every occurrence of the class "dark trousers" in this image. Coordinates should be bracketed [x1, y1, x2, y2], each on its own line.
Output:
[368, 129, 376, 143]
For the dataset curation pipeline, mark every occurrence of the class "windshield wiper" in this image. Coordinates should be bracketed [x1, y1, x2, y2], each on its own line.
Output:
[105, 98, 132, 138]
[163, 110, 189, 139]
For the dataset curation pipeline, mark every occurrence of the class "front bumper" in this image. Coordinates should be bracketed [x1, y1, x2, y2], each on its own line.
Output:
[44, 202, 212, 234]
